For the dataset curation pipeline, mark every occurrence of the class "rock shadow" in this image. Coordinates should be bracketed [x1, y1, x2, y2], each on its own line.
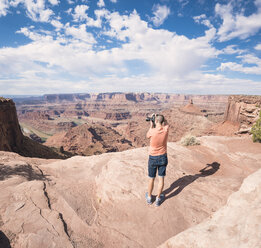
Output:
[0, 163, 49, 181]
[0, 231, 11, 248]
[163, 162, 220, 201]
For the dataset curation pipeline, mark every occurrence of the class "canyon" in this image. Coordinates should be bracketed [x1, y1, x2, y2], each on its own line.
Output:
[15, 93, 228, 155]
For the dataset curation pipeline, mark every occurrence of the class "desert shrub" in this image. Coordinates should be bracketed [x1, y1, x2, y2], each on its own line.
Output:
[180, 134, 200, 146]
[251, 110, 261, 143]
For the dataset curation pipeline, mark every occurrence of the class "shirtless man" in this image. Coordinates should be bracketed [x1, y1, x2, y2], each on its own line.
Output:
[146, 114, 169, 207]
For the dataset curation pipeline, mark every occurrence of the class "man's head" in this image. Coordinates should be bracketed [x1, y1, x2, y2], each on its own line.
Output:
[155, 114, 165, 125]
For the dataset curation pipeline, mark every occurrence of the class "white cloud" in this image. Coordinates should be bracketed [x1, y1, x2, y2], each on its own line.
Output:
[65, 8, 72, 14]
[65, 24, 96, 43]
[48, 0, 59, 5]
[0, 8, 217, 89]
[193, 14, 213, 28]
[51, 19, 63, 30]
[110, 0, 117, 3]
[73, 4, 89, 22]
[255, 44, 261, 50]
[97, 0, 105, 8]
[1, 0, 55, 22]
[0, 0, 9, 16]
[219, 54, 261, 75]
[222, 45, 246, 55]
[151, 4, 170, 27]
[215, 1, 261, 41]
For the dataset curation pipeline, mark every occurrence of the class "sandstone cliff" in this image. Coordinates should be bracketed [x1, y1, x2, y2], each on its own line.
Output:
[0, 98, 23, 152]
[224, 95, 261, 134]
[0, 97, 66, 159]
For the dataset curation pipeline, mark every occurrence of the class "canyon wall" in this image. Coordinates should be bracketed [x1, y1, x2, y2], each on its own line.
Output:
[38, 93, 228, 104]
[224, 95, 261, 133]
[0, 98, 23, 152]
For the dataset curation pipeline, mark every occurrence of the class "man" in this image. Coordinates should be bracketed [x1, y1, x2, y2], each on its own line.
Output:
[146, 114, 169, 207]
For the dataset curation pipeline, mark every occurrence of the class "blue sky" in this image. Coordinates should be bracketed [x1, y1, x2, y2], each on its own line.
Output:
[0, 0, 261, 95]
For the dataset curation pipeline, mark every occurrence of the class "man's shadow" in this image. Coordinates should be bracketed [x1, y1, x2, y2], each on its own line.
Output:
[162, 162, 220, 201]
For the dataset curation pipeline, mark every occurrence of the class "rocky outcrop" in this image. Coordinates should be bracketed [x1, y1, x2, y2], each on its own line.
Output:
[180, 99, 203, 115]
[18, 111, 53, 120]
[45, 123, 133, 155]
[223, 95, 261, 134]
[0, 136, 260, 247]
[0, 98, 23, 152]
[105, 112, 131, 120]
[159, 167, 261, 248]
[0, 97, 66, 159]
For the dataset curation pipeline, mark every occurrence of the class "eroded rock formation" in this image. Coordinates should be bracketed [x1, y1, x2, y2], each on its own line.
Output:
[209, 95, 261, 136]
[45, 123, 133, 155]
[224, 95, 261, 134]
[0, 98, 23, 152]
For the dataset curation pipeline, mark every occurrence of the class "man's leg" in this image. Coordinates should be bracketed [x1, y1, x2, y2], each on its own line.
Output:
[148, 177, 155, 197]
[157, 176, 164, 198]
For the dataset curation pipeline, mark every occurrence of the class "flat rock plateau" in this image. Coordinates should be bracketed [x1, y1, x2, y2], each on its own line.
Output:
[1, 135, 261, 248]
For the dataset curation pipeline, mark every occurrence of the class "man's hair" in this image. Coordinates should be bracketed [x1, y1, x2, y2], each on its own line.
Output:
[156, 114, 165, 124]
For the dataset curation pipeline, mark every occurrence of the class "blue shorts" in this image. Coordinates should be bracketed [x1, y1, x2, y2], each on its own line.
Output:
[148, 153, 168, 178]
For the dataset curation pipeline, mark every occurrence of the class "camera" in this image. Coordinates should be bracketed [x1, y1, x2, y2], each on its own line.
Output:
[146, 114, 156, 128]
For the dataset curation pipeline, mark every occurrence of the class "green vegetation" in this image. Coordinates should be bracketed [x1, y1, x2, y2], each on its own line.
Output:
[251, 110, 261, 143]
[180, 134, 200, 146]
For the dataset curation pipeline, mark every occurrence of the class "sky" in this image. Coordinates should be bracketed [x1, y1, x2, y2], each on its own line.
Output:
[0, 0, 261, 95]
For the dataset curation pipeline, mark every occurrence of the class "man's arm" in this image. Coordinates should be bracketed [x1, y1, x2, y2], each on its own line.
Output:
[146, 127, 152, 138]
[146, 120, 154, 138]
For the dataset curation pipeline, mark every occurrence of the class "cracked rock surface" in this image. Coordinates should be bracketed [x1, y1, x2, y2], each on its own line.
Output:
[0, 136, 261, 248]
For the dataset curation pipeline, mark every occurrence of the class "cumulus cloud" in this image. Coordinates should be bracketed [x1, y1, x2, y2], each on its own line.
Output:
[51, 19, 63, 30]
[215, 0, 261, 41]
[219, 54, 261, 75]
[110, 0, 117, 3]
[73, 5, 89, 22]
[0, 0, 55, 22]
[193, 14, 213, 28]
[97, 0, 105, 8]
[151, 4, 170, 27]
[255, 44, 261, 50]
[222, 45, 246, 55]
[0, 0, 9, 16]
[48, 0, 59, 5]
[65, 24, 96, 43]
[1, 9, 217, 85]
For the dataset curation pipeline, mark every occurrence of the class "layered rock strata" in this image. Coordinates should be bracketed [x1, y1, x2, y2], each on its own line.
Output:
[224, 95, 261, 134]
[0, 98, 23, 152]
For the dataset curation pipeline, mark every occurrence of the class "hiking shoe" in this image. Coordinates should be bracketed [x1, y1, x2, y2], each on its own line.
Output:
[145, 192, 152, 205]
[155, 194, 164, 207]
